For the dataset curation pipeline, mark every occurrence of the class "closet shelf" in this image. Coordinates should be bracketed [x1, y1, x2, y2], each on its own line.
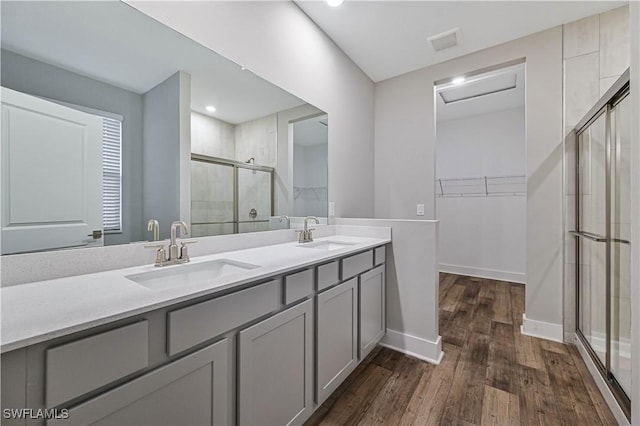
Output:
[436, 175, 526, 197]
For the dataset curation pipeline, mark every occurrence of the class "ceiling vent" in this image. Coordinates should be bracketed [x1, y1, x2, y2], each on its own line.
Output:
[427, 27, 462, 52]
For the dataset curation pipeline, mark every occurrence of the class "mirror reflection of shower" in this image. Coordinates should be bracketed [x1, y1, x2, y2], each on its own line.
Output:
[292, 115, 328, 218]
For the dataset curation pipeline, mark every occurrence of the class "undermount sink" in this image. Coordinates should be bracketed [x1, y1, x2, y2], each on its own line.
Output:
[126, 259, 260, 291]
[297, 240, 357, 251]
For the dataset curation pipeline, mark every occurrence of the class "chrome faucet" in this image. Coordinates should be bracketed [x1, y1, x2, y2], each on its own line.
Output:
[145, 220, 196, 267]
[279, 215, 291, 229]
[169, 221, 189, 261]
[298, 216, 319, 243]
[147, 219, 159, 241]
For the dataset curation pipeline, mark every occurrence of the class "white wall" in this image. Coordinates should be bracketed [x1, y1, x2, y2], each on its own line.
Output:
[629, 2, 639, 423]
[436, 108, 526, 178]
[126, 1, 375, 219]
[375, 27, 564, 340]
[436, 108, 526, 282]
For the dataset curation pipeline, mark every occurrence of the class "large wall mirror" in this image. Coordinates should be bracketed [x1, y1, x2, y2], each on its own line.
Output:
[0, 1, 328, 255]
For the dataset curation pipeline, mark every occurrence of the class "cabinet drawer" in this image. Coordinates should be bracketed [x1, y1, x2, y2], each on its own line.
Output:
[46, 321, 149, 407]
[374, 246, 386, 266]
[168, 280, 280, 355]
[341, 250, 373, 280]
[317, 261, 339, 291]
[48, 339, 230, 426]
[283, 269, 314, 305]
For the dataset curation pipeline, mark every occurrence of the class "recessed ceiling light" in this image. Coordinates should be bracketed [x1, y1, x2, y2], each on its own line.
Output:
[452, 77, 465, 85]
[326, 0, 344, 7]
[206, 105, 217, 113]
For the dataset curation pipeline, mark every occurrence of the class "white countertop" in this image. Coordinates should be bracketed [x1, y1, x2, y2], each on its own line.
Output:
[1, 234, 390, 353]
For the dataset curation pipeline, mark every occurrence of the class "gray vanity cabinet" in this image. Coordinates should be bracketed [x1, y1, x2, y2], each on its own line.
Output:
[237, 299, 313, 426]
[48, 338, 230, 426]
[316, 278, 358, 405]
[359, 265, 386, 360]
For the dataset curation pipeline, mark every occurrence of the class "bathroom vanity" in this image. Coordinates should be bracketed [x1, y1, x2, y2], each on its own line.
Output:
[0, 232, 389, 426]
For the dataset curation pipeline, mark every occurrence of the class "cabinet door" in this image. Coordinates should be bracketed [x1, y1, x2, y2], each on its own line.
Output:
[316, 278, 358, 405]
[48, 339, 230, 426]
[359, 265, 386, 360]
[238, 299, 313, 426]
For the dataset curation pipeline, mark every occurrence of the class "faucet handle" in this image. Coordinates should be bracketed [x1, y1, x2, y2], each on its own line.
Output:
[179, 241, 197, 262]
[145, 244, 167, 267]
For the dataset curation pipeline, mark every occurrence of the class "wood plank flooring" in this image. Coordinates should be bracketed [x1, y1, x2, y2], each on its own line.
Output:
[305, 273, 617, 426]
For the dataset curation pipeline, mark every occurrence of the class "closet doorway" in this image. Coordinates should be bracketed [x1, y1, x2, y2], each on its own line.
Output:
[434, 61, 527, 284]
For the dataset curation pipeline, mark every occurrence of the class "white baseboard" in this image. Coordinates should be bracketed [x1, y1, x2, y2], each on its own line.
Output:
[439, 263, 526, 284]
[520, 314, 564, 342]
[574, 334, 630, 426]
[380, 329, 444, 364]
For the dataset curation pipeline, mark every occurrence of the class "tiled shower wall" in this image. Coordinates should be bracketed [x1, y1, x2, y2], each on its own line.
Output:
[563, 6, 630, 342]
[190, 111, 277, 236]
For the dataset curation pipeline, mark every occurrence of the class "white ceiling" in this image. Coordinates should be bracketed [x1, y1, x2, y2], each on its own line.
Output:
[1, 1, 306, 124]
[296, 0, 627, 82]
[436, 62, 525, 122]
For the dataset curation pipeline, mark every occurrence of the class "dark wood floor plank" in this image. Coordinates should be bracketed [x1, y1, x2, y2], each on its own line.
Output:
[485, 321, 517, 394]
[440, 284, 465, 313]
[509, 284, 525, 314]
[492, 280, 512, 324]
[312, 364, 391, 426]
[356, 355, 423, 425]
[442, 332, 490, 425]
[543, 349, 605, 426]
[567, 345, 619, 426]
[439, 273, 459, 304]
[512, 312, 546, 370]
[399, 343, 461, 426]
[480, 385, 520, 426]
[306, 274, 616, 426]
[478, 279, 496, 300]
[515, 363, 561, 426]
[469, 297, 493, 336]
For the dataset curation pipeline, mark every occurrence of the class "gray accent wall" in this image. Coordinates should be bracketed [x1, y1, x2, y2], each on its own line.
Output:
[1, 49, 144, 245]
[142, 71, 190, 240]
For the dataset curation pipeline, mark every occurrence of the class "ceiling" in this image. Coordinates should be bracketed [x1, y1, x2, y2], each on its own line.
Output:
[436, 62, 525, 122]
[1, 1, 305, 124]
[296, 1, 627, 82]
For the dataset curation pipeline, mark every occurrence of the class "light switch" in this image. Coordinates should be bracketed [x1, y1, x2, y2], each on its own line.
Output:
[416, 204, 425, 216]
[328, 202, 335, 216]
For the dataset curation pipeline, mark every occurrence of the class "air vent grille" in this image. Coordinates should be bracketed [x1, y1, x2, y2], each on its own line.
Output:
[427, 27, 461, 52]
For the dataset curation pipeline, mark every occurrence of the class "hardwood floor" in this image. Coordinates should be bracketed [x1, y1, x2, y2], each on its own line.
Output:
[305, 273, 617, 426]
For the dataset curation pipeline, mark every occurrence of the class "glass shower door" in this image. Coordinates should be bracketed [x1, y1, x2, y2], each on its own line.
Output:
[577, 111, 608, 366]
[574, 80, 631, 417]
[237, 167, 273, 233]
[191, 160, 235, 237]
[609, 94, 631, 396]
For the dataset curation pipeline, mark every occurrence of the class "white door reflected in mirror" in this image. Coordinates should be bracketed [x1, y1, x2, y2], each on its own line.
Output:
[1, 88, 103, 254]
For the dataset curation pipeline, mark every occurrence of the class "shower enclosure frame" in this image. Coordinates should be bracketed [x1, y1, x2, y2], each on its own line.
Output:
[572, 69, 630, 419]
[191, 153, 275, 234]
